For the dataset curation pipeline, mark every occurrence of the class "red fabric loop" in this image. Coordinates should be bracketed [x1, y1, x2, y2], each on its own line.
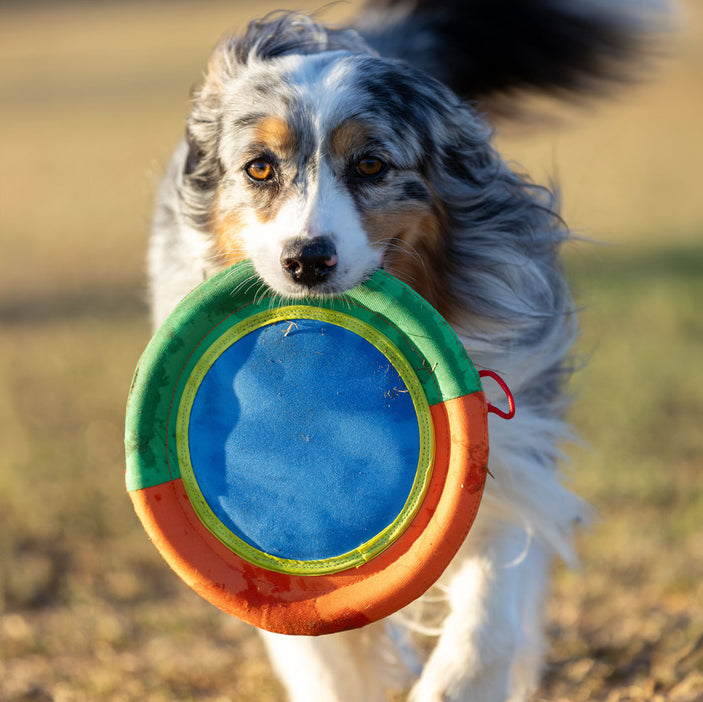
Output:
[478, 370, 516, 420]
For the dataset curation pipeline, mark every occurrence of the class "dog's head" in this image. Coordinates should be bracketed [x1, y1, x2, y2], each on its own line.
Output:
[180, 13, 495, 312]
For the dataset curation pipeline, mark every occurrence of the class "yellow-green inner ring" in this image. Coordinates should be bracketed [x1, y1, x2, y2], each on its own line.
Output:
[176, 306, 435, 575]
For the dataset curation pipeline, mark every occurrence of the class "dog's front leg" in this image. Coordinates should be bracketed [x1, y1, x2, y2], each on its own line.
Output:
[409, 519, 550, 702]
[260, 623, 394, 702]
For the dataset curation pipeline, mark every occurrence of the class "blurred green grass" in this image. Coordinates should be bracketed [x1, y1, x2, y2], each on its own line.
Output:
[568, 243, 703, 577]
[1, 1, 702, 700]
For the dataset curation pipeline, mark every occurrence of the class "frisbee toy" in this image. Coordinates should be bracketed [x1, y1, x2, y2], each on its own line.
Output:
[125, 260, 514, 635]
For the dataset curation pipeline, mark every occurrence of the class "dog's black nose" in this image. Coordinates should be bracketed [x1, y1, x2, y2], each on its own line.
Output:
[280, 237, 338, 287]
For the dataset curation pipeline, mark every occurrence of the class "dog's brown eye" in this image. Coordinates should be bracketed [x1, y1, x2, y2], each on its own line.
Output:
[245, 159, 274, 181]
[356, 157, 385, 178]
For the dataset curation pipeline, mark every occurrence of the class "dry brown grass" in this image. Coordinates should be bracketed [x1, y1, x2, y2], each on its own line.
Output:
[1, 2, 702, 700]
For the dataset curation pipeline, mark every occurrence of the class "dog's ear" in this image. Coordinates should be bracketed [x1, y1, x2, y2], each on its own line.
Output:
[182, 38, 231, 190]
[183, 126, 222, 187]
[183, 128, 203, 177]
[180, 46, 228, 230]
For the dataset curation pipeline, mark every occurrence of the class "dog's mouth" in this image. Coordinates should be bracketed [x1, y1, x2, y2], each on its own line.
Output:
[375, 236, 406, 281]
[278, 270, 373, 299]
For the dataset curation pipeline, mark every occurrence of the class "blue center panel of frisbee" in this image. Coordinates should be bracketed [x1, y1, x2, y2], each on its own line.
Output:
[187, 319, 421, 562]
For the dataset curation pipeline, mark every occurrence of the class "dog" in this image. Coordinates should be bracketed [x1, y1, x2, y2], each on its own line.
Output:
[148, 1, 668, 699]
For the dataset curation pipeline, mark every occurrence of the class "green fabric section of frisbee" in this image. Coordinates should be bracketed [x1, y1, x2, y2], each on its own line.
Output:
[343, 270, 480, 402]
[174, 306, 435, 575]
[125, 260, 481, 492]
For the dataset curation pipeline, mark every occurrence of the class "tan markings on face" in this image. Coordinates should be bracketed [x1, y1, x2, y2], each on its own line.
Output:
[363, 204, 459, 322]
[214, 211, 247, 268]
[329, 121, 372, 161]
[248, 117, 298, 225]
[253, 117, 297, 158]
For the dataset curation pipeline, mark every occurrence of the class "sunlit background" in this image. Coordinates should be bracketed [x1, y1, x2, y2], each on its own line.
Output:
[1, 1, 701, 700]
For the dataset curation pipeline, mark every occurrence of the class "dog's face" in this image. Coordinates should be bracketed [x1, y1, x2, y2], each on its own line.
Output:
[186, 48, 464, 304]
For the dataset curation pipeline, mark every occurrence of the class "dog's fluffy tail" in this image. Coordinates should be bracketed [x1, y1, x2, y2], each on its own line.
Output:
[355, 0, 673, 104]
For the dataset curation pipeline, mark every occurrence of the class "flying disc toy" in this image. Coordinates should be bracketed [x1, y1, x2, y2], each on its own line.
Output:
[125, 260, 514, 635]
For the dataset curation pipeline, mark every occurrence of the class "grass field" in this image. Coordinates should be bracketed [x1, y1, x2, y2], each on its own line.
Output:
[1, 1, 702, 700]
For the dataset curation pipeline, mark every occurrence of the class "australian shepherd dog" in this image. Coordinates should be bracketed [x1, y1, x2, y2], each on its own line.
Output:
[148, 1, 667, 699]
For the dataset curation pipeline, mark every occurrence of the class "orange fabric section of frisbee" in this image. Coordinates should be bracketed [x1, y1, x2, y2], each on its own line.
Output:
[128, 393, 487, 635]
